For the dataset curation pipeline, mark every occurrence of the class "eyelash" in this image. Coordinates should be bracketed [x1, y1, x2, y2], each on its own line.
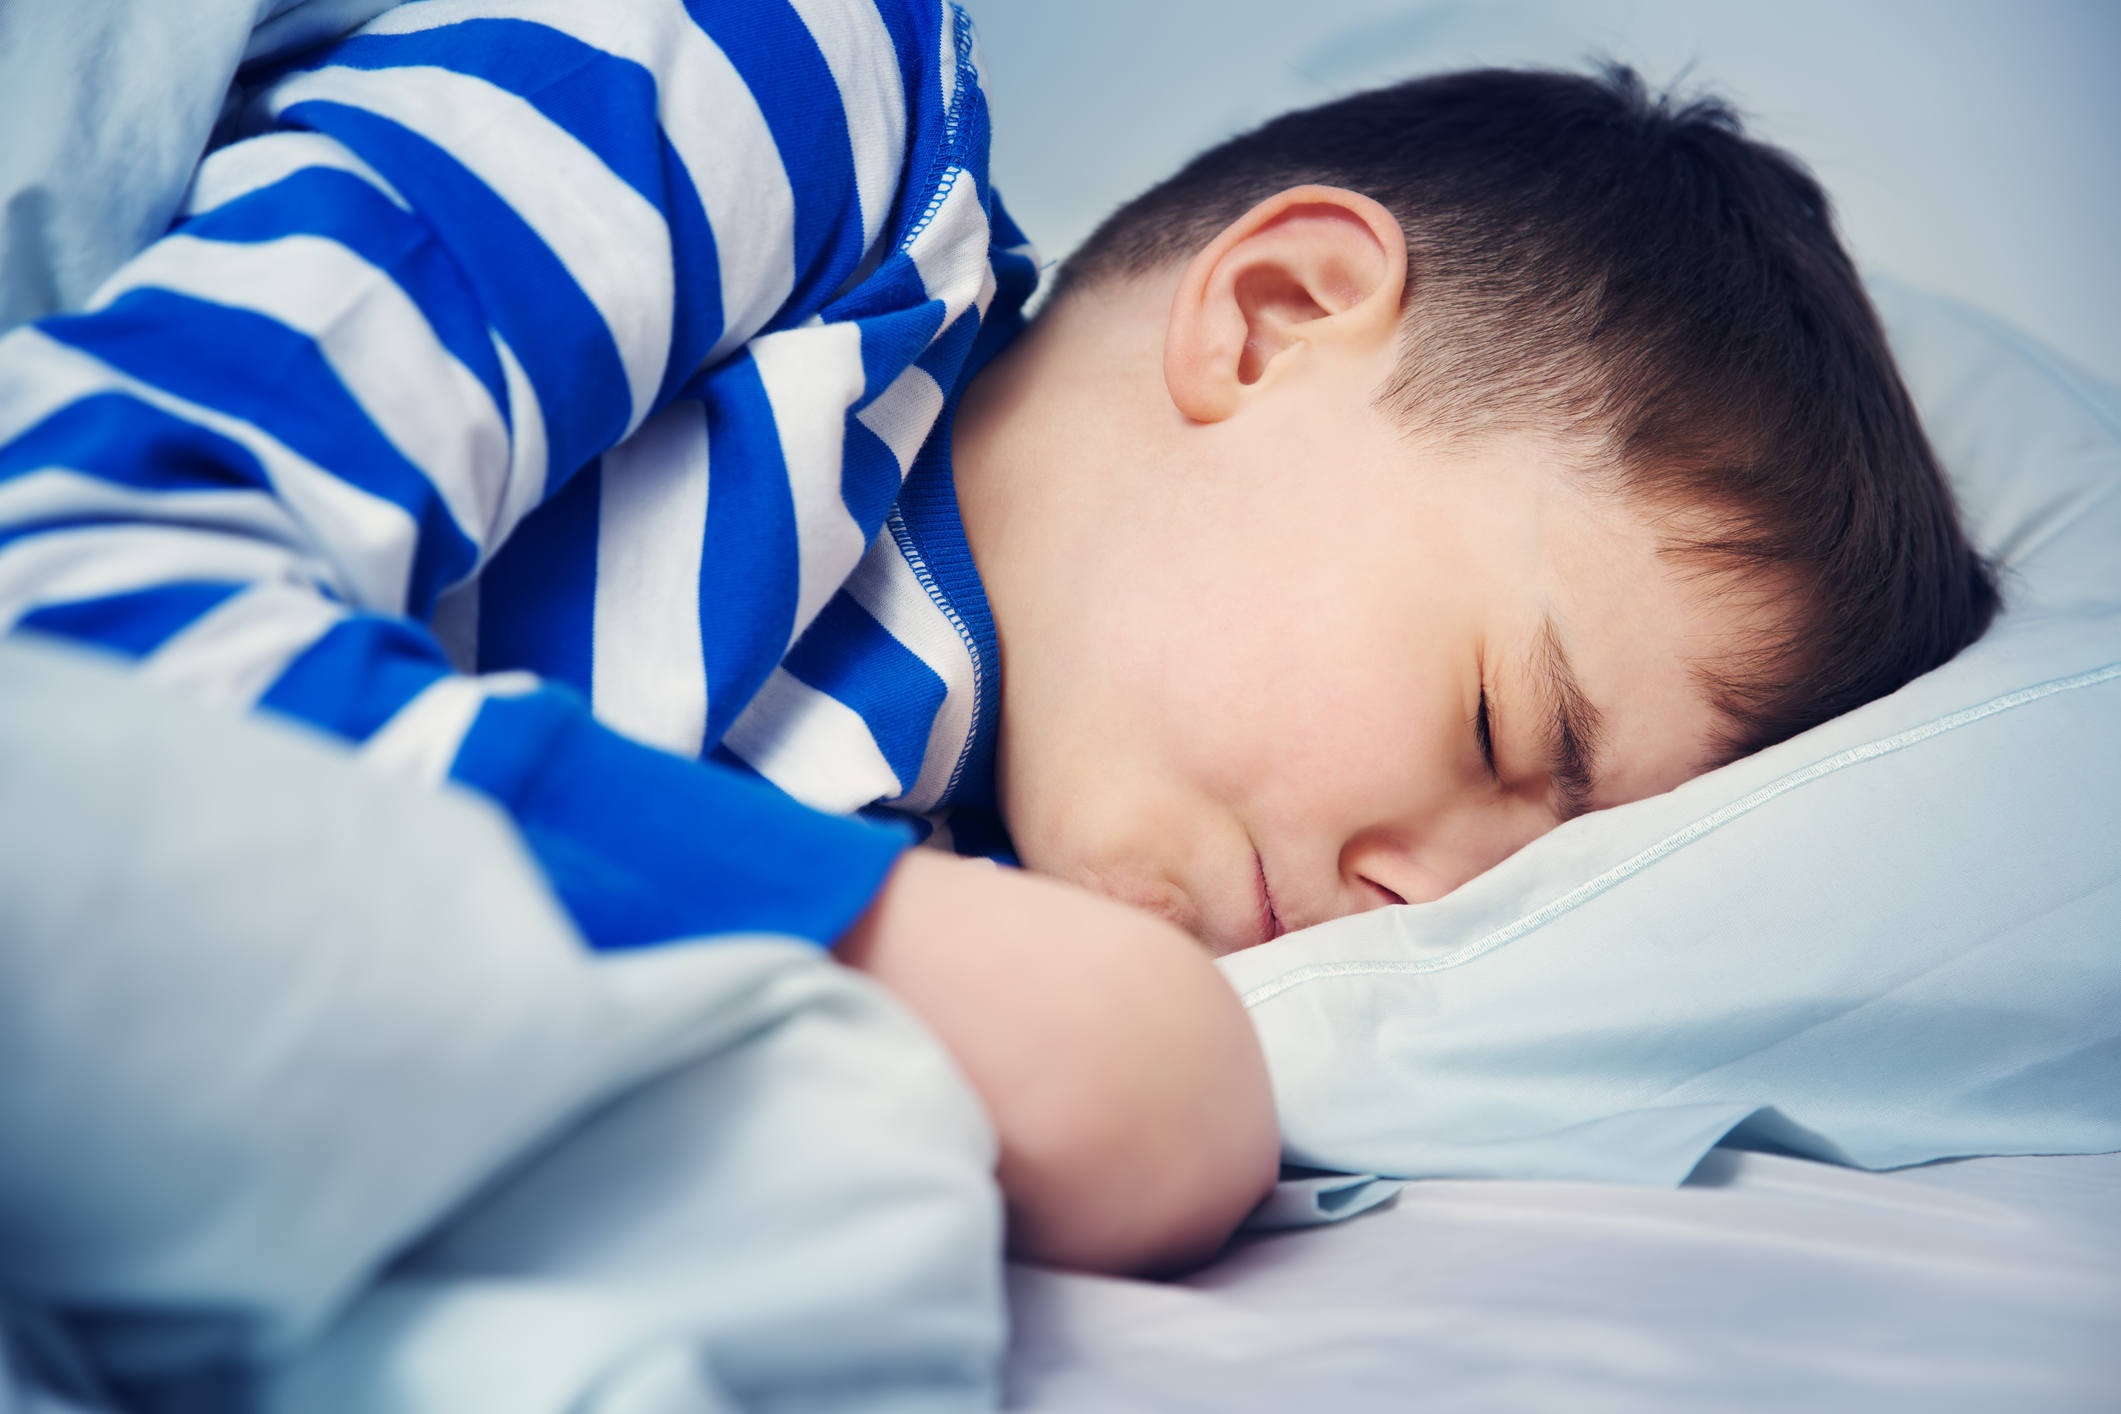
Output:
[1475, 687, 1499, 779]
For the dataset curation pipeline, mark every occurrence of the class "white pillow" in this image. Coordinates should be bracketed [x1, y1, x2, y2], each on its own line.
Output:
[1219, 277, 2121, 1183]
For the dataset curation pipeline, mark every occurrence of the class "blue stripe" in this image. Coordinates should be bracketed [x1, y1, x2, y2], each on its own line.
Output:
[915, 303, 982, 394]
[708, 741, 764, 779]
[824, 248, 930, 325]
[15, 582, 245, 659]
[0, 393, 269, 497]
[304, 20, 726, 410]
[0, 518, 102, 558]
[780, 589, 945, 789]
[937, 805, 1018, 864]
[894, 417, 996, 812]
[893, 11, 979, 254]
[941, 805, 1019, 865]
[256, 613, 454, 743]
[988, 190, 1033, 252]
[655, 133, 727, 406]
[691, 362, 800, 744]
[840, 419, 905, 540]
[41, 290, 477, 618]
[688, 0, 867, 325]
[452, 685, 907, 949]
[862, 803, 933, 845]
[868, 0, 929, 143]
[278, 98, 632, 482]
[475, 457, 601, 691]
[852, 295, 946, 408]
[839, 297, 949, 531]
[871, 0, 944, 248]
[968, 192, 1039, 377]
[961, 295, 1028, 395]
[178, 166, 508, 416]
[322, 23, 668, 210]
[943, 10, 992, 207]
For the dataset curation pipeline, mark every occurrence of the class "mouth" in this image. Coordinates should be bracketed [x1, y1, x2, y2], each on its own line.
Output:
[1253, 851, 1286, 950]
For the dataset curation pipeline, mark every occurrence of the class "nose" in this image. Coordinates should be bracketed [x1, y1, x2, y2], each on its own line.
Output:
[1337, 833, 1464, 909]
[1337, 807, 1555, 911]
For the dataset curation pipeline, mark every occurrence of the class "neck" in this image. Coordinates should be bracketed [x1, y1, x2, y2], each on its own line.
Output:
[952, 274, 1182, 598]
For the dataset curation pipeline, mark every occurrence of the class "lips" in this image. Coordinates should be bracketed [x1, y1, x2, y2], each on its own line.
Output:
[1253, 851, 1286, 950]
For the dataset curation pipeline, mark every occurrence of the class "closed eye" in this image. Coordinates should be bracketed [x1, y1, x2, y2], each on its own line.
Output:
[1475, 686, 1499, 779]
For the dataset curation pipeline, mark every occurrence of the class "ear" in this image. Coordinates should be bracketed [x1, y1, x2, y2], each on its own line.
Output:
[1164, 185, 1407, 424]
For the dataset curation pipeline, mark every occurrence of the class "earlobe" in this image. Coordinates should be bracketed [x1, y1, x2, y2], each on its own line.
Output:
[1164, 185, 1408, 424]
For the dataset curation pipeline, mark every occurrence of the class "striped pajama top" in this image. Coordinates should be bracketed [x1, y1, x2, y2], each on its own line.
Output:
[0, 0, 1039, 950]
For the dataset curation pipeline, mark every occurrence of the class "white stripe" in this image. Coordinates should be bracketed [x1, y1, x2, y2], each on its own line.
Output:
[362, 669, 538, 785]
[139, 582, 348, 711]
[0, 469, 304, 553]
[719, 665, 901, 814]
[971, 248, 1000, 323]
[182, 130, 408, 219]
[92, 234, 513, 557]
[907, 167, 992, 319]
[855, 364, 944, 478]
[935, 0, 958, 119]
[591, 399, 710, 757]
[841, 515, 978, 813]
[748, 322, 869, 645]
[265, 63, 674, 435]
[0, 328, 414, 611]
[359, 0, 796, 367]
[488, 335, 548, 546]
[0, 524, 315, 630]
[787, 0, 907, 252]
[0, 323, 129, 441]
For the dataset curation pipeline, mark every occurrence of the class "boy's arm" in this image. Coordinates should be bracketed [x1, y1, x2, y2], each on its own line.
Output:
[837, 850, 1282, 1275]
[0, 0, 936, 950]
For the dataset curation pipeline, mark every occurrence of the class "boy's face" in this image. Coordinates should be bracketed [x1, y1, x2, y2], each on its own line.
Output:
[954, 189, 1754, 953]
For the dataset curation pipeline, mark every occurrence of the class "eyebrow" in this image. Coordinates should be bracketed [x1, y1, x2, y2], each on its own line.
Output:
[1533, 614, 1606, 821]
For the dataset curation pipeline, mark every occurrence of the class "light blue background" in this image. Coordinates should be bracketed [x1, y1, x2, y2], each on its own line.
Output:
[970, 0, 2121, 384]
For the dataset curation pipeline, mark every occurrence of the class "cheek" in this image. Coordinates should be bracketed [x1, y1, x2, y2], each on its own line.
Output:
[1243, 652, 1475, 830]
[1156, 612, 1368, 782]
[996, 658, 1221, 883]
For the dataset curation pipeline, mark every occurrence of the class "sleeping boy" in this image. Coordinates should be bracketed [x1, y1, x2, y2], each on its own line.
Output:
[0, 0, 1994, 1276]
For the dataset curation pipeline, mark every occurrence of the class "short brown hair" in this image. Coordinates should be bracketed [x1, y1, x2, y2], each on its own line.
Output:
[1059, 66, 1999, 760]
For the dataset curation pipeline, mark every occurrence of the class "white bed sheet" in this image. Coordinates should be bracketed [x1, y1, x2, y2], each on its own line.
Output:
[1006, 1150, 2121, 1412]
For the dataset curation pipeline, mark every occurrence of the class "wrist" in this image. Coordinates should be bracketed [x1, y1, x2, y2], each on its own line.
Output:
[834, 849, 1279, 1273]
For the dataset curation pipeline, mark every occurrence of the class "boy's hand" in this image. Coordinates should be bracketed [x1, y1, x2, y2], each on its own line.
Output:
[834, 849, 1280, 1276]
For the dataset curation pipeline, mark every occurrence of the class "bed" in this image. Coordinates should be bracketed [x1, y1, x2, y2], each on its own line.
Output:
[1008, 1150, 2121, 1412]
[1, 2, 2115, 1411]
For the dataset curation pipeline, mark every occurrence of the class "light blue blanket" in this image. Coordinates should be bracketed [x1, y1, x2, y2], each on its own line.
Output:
[0, 637, 1005, 1412]
[0, 0, 402, 333]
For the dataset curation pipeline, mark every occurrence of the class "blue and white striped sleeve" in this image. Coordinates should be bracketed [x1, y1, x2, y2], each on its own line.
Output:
[0, 0, 939, 950]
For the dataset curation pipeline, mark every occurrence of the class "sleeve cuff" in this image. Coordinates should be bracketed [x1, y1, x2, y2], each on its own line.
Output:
[450, 686, 908, 952]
